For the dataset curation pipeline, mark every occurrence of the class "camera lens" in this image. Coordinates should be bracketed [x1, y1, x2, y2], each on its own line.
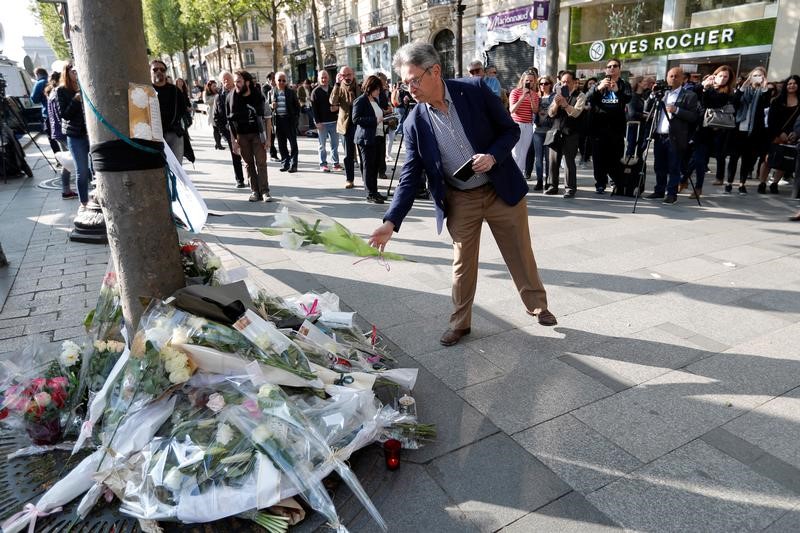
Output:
[525, 82, 531, 89]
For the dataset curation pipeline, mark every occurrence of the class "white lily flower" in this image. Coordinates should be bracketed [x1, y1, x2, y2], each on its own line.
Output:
[272, 206, 292, 227]
[280, 231, 304, 250]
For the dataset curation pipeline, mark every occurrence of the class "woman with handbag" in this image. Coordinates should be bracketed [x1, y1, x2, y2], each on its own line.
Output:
[726, 67, 770, 194]
[509, 71, 540, 177]
[546, 71, 587, 198]
[756, 74, 799, 193]
[689, 66, 736, 198]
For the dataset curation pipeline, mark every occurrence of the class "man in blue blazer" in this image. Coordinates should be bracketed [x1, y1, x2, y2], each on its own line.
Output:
[369, 43, 556, 347]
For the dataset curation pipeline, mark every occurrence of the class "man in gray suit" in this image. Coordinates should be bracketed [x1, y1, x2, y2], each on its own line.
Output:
[645, 67, 700, 204]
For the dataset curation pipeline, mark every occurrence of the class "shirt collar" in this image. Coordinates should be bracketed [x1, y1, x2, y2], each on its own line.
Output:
[425, 81, 452, 113]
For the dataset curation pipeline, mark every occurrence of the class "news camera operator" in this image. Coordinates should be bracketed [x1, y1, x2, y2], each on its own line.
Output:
[644, 67, 700, 204]
[586, 58, 632, 194]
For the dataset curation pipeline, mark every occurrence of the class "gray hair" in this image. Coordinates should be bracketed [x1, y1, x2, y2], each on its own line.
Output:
[468, 59, 484, 70]
[218, 70, 232, 82]
[392, 42, 440, 76]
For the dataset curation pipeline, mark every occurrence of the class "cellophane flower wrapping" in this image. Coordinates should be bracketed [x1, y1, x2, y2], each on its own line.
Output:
[261, 198, 404, 261]
[83, 264, 124, 343]
[0, 342, 83, 446]
[180, 239, 226, 286]
[115, 376, 281, 522]
[225, 381, 386, 531]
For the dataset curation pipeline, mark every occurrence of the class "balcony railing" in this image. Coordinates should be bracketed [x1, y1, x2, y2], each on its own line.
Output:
[348, 19, 358, 34]
[305, 33, 315, 46]
[428, 0, 451, 5]
[365, 7, 395, 29]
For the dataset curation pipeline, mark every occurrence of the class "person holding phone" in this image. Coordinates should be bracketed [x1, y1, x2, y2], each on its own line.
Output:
[586, 58, 632, 194]
[369, 43, 557, 348]
[509, 71, 540, 175]
[547, 71, 587, 197]
[726, 66, 770, 194]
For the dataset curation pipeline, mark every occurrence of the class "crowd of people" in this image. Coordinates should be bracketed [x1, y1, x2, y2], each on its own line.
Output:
[28, 51, 799, 219]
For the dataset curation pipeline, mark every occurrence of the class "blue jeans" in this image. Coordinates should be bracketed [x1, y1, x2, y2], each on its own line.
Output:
[317, 122, 339, 166]
[653, 135, 684, 196]
[67, 135, 91, 204]
[532, 130, 549, 183]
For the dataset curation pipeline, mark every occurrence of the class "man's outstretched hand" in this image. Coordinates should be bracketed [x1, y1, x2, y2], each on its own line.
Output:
[369, 221, 395, 252]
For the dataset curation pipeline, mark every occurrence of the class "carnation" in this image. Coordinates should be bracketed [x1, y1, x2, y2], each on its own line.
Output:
[60, 340, 82, 367]
[216, 422, 234, 445]
[251, 424, 273, 443]
[168, 368, 191, 384]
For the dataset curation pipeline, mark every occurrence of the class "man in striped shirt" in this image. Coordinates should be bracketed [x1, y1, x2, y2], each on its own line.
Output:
[369, 43, 557, 347]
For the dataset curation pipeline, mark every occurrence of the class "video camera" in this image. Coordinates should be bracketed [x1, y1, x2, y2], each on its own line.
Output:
[651, 79, 668, 99]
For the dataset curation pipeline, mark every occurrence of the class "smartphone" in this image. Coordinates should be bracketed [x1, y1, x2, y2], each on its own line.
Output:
[453, 159, 475, 181]
[560, 85, 570, 98]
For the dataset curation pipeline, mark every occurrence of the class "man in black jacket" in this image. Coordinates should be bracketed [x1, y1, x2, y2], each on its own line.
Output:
[586, 58, 632, 194]
[214, 71, 246, 187]
[310, 70, 340, 172]
[226, 70, 272, 202]
[151, 59, 188, 163]
[644, 67, 700, 204]
[269, 72, 300, 172]
[262, 72, 279, 161]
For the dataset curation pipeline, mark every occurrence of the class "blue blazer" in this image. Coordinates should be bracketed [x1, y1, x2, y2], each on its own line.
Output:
[352, 94, 379, 146]
[383, 78, 524, 234]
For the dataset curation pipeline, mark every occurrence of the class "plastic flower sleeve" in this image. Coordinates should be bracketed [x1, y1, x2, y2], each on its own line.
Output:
[83, 265, 124, 342]
[224, 383, 386, 532]
[3, 396, 176, 533]
[179, 239, 227, 286]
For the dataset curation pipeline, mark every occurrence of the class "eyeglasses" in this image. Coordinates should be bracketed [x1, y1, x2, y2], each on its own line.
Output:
[277, 79, 287, 83]
[540, 81, 551, 86]
[606, 64, 620, 69]
[399, 67, 431, 91]
[152, 67, 166, 73]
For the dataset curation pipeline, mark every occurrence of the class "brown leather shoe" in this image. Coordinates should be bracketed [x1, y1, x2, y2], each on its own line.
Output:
[534, 309, 558, 326]
[440, 327, 471, 346]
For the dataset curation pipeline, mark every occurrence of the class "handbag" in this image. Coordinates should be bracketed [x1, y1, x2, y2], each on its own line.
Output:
[768, 143, 798, 172]
[543, 128, 563, 148]
[703, 104, 736, 130]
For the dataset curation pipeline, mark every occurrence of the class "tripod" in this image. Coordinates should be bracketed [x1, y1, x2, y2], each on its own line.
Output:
[2, 96, 59, 176]
[632, 96, 701, 213]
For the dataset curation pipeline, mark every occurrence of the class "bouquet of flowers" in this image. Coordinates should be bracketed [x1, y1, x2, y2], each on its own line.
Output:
[0, 344, 81, 445]
[260, 199, 405, 261]
[79, 339, 127, 393]
[180, 239, 224, 285]
[83, 266, 123, 342]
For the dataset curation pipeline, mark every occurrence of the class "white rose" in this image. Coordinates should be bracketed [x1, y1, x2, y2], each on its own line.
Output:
[257, 384, 280, 398]
[162, 467, 184, 492]
[187, 316, 208, 331]
[164, 356, 186, 374]
[206, 256, 222, 270]
[216, 422, 234, 445]
[206, 393, 226, 413]
[107, 340, 126, 352]
[171, 326, 190, 346]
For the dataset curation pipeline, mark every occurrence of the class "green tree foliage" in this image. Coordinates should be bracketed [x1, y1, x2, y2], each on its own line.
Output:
[249, 0, 307, 73]
[142, 0, 183, 55]
[28, 1, 70, 60]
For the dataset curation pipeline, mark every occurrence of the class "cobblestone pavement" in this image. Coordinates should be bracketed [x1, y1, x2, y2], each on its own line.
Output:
[2, 125, 800, 532]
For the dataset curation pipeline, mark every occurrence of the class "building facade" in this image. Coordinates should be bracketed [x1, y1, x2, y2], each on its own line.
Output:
[560, 0, 800, 82]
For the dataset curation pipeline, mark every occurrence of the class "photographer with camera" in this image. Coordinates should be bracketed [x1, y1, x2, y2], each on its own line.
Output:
[644, 67, 700, 204]
[546, 71, 586, 198]
[509, 70, 540, 177]
[330, 66, 361, 189]
[586, 58, 632, 194]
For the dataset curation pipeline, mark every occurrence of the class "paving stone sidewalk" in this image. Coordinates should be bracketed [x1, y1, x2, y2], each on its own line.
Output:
[2, 127, 800, 532]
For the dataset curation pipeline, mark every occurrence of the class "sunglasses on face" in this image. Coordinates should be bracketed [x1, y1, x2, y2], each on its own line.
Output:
[152, 67, 166, 73]
[607, 64, 620, 69]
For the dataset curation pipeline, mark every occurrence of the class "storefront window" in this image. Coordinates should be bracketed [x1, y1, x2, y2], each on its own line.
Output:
[571, 0, 664, 42]
[682, 0, 777, 30]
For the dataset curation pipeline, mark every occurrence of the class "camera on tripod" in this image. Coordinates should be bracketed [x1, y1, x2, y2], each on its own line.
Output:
[651, 79, 668, 99]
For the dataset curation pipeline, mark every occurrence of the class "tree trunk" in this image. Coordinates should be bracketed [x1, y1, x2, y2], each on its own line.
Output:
[310, 0, 323, 76]
[182, 36, 193, 85]
[272, 7, 279, 74]
[215, 22, 223, 72]
[547, 0, 560, 75]
[67, 0, 185, 331]
[395, 0, 405, 45]
[229, 18, 244, 69]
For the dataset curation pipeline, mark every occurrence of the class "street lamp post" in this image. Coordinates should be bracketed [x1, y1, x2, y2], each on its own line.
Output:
[455, 0, 465, 77]
[225, 42, 233, 72]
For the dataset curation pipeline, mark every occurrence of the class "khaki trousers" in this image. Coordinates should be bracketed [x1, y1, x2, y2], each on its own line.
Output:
[445, 184, 548, 330]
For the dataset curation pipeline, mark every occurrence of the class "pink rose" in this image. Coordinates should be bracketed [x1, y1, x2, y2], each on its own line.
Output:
[30, 378, 47, 393]
[48, 377, 69, 390]
[103, 272, 117, 288]
[34, 392, 51, 408]
[242, 399, 260, 417]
